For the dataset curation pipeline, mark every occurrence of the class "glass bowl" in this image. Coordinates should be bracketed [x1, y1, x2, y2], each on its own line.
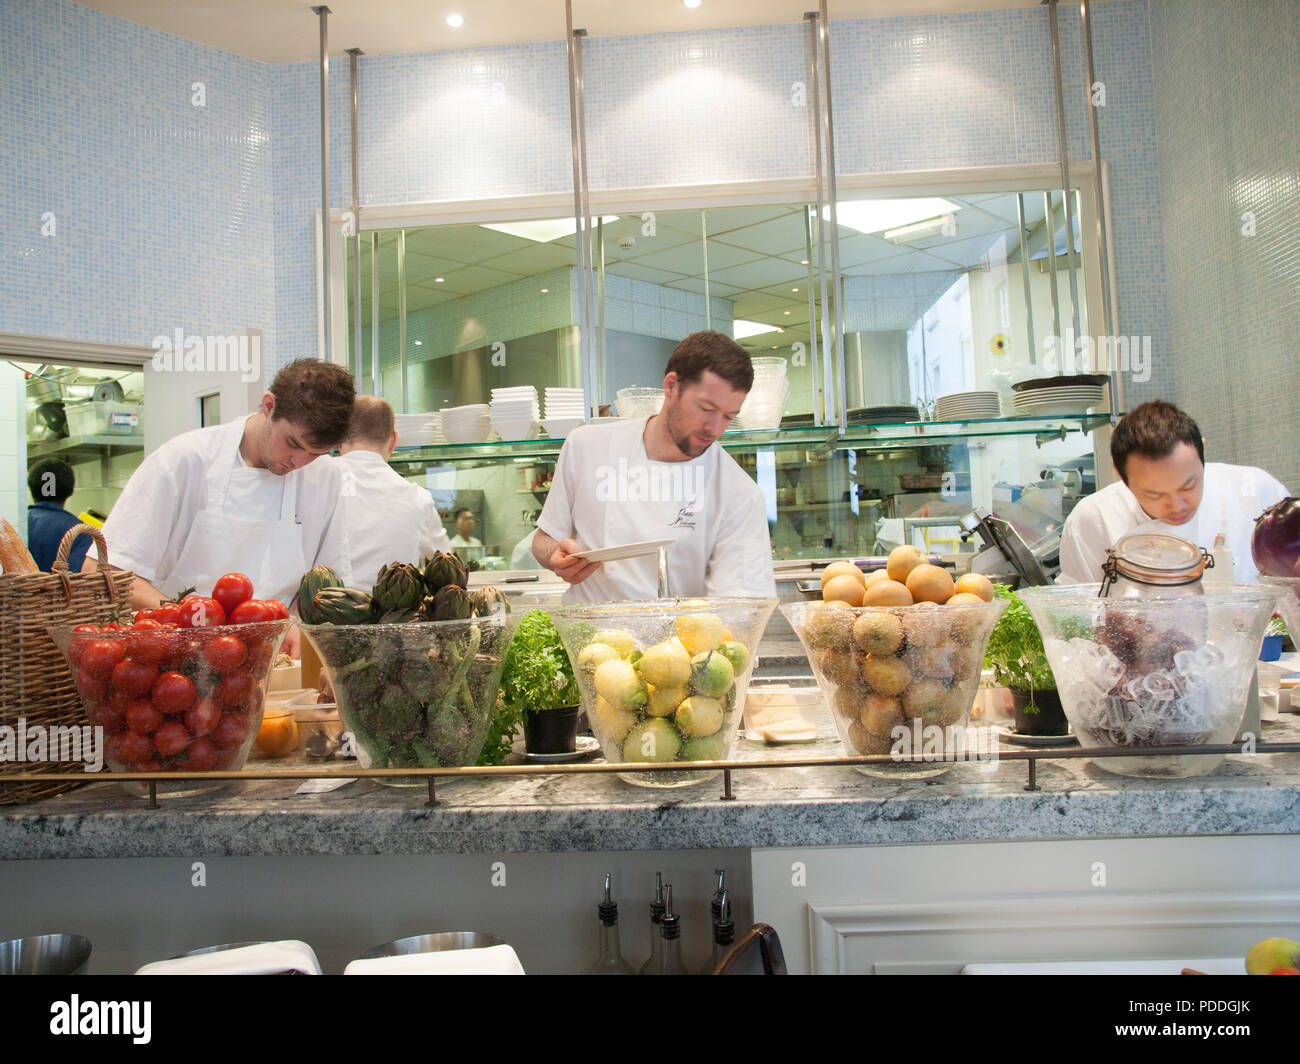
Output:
[782, 598, 1007, 779]
[1260, 577, 1300, 645]
[1017, 584, 1278, 777]
[302, 611, 519, 784]
[48, 620, 291, 774]
[614, 387, 665, 419]
[547, 597, 777, 788]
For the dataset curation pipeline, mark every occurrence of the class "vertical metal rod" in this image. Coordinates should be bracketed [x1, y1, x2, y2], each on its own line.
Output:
[1080, 0, 1113, 343]
[397, 229, 407, 414]
[806, 13, 833, 427]
[1101, 160, 1123, 419]
[312, 6, 332, 360]
[1047, 0, 1081, 343]
[147, 780, 158, 809]
[1044, 191, 1062, 340]
[565, 3, 595, 420]
[426, 777, 438, 807]
[1024, 756, 1039, 792]
[818, 0, 847, 435]
[596, 216, 607, 406]
[803, 207, 822, 421]
[1016, 193, 1037, 364]
[370, 231, 379, 395]
[701, 210, 712, 331]
[722, 768, 735, 801]
[574, 27, 595, 414]
[347, 47, 364, 392]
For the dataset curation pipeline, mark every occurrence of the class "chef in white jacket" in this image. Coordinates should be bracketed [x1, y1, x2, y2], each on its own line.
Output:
[95, 360, 357, 647]
[333, 395, 452, 589]
[533, 330, 777, 602]
[1058, 400, 1288, 584]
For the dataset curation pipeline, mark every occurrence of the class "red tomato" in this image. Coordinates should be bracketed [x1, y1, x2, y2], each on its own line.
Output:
[184, 738, 219, 771]
[124, 624, 170, 667]
[201, 634, 247, 675]
[125, 699, 164, 735]
[211, 573, 255, 620]
[184, 697, 221, 738]
[265, 599, 289, 621]
[177, 595, 226, 629]
[230, 599, 277, 625]
[153, 720, 192, 758]
[80, 640, 126, 681]
[151, 603, 182, 626]
[214, 670, 257, 709]
[210, 745, 242, 771]
[126, 759, 165, 774]
[212, 710, 249, 749]
[76, 669, 109, 703]
[243, 639, 274, 676]
[73, 623, 102, 632]
[116, 732, 155, 764]
[101, 622, 129, 632]
[110, 657, 158, 698]
[89, 701, 127, 736]
[151, 672, 197, 716]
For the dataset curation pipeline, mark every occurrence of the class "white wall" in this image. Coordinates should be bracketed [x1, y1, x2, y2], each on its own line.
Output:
[0, 363, 26, 540]
[142, 331, 267, 454]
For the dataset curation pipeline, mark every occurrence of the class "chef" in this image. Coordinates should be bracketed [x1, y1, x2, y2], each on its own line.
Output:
[92, 360, 356, 648]
[533, 330, 778, 602]
[448, 507, 483, 550]
[1058, 400, 1288, 584]
[334, 395, 453, 588]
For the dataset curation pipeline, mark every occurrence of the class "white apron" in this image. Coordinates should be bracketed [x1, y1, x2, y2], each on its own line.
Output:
[163, 419, 308, 606]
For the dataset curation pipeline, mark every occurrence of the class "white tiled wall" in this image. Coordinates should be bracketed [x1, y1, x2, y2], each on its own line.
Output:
[0, 364, 25, 537]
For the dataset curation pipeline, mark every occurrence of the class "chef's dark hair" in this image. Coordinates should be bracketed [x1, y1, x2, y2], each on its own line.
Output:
[348, 395, 395, 445]
[1110, 401, 1205, 482]
[28, 457, 74, 504]
[665, 330, 754, 394]
[269, 359, 356, 448]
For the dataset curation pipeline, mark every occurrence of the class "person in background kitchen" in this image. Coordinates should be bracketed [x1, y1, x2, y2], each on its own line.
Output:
[26, 457, 92, 573]
[88, 359, 356, 656]
[334, 394, 452, 589]
[448, 506, 483, 550]
[533, 329, 778, 602]
[1058, 400, 1288, 584]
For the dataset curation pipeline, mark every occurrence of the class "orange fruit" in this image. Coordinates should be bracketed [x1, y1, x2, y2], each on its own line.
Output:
[953, 572, 995, 602]
[820, 561, 866, 590]
[945, 592, 985, 605]
[822, 573, 865, 606]
[863, 568, 891, 589]
[906, 563, 955, 604]
[886, 544, 927, 584]
[862, 579, 914, 607]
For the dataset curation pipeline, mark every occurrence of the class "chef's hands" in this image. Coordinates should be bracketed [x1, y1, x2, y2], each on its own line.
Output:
[534, 531, 601, 585]
[283, 623, 301, 659]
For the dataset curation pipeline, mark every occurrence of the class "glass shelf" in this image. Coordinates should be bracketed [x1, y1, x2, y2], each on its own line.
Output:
[836, 412, 1120, 449]
[27, 434, 145, 461]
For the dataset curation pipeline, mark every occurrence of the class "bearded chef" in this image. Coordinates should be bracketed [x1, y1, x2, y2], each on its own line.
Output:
[333, 395, 452, 589]
[533, 330, 777, 602]
[1058, 400, 1289, 584]
[90, 360, 356, 653]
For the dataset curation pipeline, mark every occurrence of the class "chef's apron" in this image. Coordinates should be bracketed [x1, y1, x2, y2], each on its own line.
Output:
[163, 419, 308, 607]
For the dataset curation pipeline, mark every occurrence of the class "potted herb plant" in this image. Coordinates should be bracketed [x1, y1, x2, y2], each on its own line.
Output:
[983, 584, 1067, 736]
[500, 609, 583, 755]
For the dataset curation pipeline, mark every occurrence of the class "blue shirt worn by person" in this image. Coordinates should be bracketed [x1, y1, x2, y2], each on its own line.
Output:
[27, 502, 91, 572]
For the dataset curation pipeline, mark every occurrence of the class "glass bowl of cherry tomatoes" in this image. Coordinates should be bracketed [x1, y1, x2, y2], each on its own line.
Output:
[47, 574, 292, 775]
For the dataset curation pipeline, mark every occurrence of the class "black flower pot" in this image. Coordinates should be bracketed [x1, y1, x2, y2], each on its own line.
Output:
[1010, 687, 1067, 736]
[523, 704, 580, 755]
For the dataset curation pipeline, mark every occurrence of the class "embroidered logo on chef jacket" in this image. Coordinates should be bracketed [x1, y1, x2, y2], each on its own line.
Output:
[670, 503, 698, 530]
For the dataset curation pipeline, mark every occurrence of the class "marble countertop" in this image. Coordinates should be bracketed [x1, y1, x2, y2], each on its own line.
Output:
[5, 710, 1299, 860]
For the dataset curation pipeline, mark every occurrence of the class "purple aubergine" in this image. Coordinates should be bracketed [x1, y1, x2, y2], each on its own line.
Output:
[1252, 497, 1300, 577]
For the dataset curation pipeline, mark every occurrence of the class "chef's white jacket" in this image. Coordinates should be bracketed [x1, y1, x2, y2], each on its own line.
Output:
[333, 449, 452, 590]
[1058, 461, 1288, 585]
[102, 417, 353, 607]
[537, 417, 778, 603]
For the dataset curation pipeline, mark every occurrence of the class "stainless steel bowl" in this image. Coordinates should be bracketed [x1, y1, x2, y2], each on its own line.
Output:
[360, 932, 506, 959]
[170, 941, 262, 959]
[0, 933, 92, 975]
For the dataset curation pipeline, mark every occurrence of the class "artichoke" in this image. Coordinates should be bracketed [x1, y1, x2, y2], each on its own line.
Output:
[470, 586, 510, 618]
[371, 562, 425, 615]
[420, 584, 473, 622]
[313, 586, 374, 625]
[375, 607, 420, 625]
[297, 565, 344, 626]
[423, 551, 468, 594]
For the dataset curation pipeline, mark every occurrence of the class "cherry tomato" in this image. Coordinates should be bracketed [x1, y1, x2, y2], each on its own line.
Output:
[125, 699, 164, 735]
[211, 573, 255, 620]
[265, 599, 290, 621]
[212, 710, 250, 749]
[73, 623, 102, 632]
[243, 639, 274, 676]
[184, 697, 222, 738]
[177, 595, 226, 629]
[101, 622, 129, 632]
[124, 623, 170, 667]
[201, 634, 247, 675]
[76, 669, 109, 703]
[125, 759, 164, 774]
[80, 640, 126, 681]
[214, 670, 256, 709]
[184, 738, 218, 771]
[153, 720, 192, 758]
[89, 701, 127, 736]
[110, 657, 158, 698]
[151, 603, 182, 626]
[151, 672, 197, 716]
[116, 732, 155, 764]
[230, 600, 277, 625]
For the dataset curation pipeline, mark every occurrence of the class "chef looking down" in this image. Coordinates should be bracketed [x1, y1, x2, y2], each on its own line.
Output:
[1057, 400, 1288, 584]
[91, 360, 356, 655]
[333, 395, 453, 590]
[533, 330, 778, 602]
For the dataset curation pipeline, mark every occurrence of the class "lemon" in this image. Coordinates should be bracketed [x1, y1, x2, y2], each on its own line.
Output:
[675, 612, 725, 656]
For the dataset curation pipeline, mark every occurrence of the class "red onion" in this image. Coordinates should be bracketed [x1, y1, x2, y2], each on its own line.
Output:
[1252, 498, 1300, 577]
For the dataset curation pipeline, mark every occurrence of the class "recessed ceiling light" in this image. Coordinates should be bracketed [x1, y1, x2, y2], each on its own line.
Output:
[791, 287, 799, 292]
[800, 259, 809, 265]
[413, 340, 423, 346]
[540, 288, 549, 293]
[783, 310, 791, 315]
[446, 14, 464, 28]
[434, 277, 445, 283]
[684, 0, 702, 8]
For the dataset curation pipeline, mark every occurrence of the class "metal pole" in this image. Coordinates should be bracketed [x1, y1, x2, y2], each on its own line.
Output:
[596, 215, 606, 407]
[1101, 160, 1124, 418]
[818, 0, 847, 435]
[1047, 0, 1081, 345]
[397, 228, 407, 414]
[803, 206, 822, 421]
[347, 47, 363, 392]
[574, 26, 595, 415]
[1081, 0, 1119, 399]
[1016, 193, 1037, 363]
[701, 210, 712, 331]
[312, 6, 331, 361]
[565, 2, 595, 420]
[370, 231, 378, 395]
[805, 12, 833, 427]
[1044, 191, 1062, 340]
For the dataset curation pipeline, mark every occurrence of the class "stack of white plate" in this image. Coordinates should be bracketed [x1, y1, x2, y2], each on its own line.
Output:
[935, 391, 1002, 421]
[1011, 380, 1107, 417]
[394, 413, 437, 448]
[489, 387, 539, 441]
[441, 403, 491, 444]
[430, 411, 447, 445]
[542, 387, 586, 439]
[735, 357, 789, 430]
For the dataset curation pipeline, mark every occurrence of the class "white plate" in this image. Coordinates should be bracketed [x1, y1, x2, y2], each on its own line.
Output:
[569, 537, 675, 562]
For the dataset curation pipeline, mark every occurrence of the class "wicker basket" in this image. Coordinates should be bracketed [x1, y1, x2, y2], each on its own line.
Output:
[0, 524, 135, 804]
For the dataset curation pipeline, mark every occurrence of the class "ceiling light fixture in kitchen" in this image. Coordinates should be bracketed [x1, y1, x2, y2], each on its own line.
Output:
[826, 197, 961, 236]
[733, 319, 781, 339]
[446, 14, 464, 28]
[883, 214, 956, 243]
[434, 277, 445, 283]
[684, 0, 702, 8]
[480, 216, 618, 243]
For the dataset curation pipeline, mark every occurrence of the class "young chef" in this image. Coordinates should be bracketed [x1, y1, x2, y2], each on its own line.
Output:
[533, 330, 778, 602]
[1058, 400, 1289, 584]
[92, 361, 356, 644]
[448, 507, 483, 550]
[333, 395, 452, 589]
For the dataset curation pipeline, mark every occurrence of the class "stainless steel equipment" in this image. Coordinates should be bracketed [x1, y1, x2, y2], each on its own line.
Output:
[960, 507, 1055, 586]
[0, 933, 92, 975]
[360, 931, 507, 959]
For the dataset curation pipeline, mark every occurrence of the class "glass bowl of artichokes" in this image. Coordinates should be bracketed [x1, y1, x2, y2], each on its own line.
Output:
[298, 553, 518, 783]
[547, 597, 778, 788]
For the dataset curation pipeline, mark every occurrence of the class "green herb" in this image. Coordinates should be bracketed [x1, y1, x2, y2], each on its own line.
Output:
[1266, 614, 1288, 638]
[500, 610, 581, 716]
[983, 584, 1056, 694]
